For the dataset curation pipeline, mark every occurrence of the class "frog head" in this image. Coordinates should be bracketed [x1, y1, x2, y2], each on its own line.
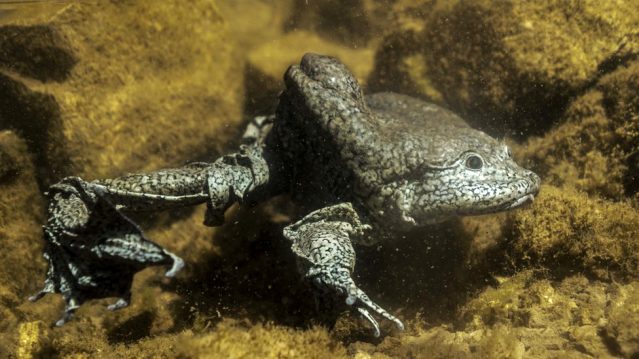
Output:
[392, 134, 541, 227]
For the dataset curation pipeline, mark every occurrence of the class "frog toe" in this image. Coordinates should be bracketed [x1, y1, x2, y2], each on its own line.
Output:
[346, 284, 405, 333]
[356, 307, 381, 337]
[107, 294, 131, 311]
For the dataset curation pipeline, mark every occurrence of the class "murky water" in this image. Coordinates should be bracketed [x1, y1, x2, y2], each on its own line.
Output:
[0, 1, 638, 358]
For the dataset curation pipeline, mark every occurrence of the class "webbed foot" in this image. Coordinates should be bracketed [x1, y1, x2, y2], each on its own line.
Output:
[285, 203, 404, 336]
[308, 264, 404, 337]
[30, 177, 184, 326]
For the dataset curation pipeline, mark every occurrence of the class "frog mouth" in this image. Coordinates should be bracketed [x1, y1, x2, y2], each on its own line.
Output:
[505, 194, 535, 210]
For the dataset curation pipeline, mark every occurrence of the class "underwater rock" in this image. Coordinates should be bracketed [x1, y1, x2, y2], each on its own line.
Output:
[15, 321, 53, 358]
[0, 1, 243, 185]
[0, 131, 46, 355]
[0, 24, 76, 82]
[283, 0, 442, 49]
[367, 1, 454, 102]
[284, 0, 377, 48]
[461, 273, 608, 329]
[458, 272, 618, 358]
[350, 324, 526, 358]
[511, 185, 639, 279]
[0, 71, 67, 189]
[217, 0, 293, 53]
[605, 283, 639, 358]
[176, 320, 347, 359]
[522, 60, 639, 200]
[245, 31, 374, 115]
[371, 1, 639, 137]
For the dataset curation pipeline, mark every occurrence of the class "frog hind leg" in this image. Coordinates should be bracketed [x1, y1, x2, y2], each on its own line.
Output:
[30, 123, 276, 325]
[283, 203, 404, 337]
[29, 176, 186, 326]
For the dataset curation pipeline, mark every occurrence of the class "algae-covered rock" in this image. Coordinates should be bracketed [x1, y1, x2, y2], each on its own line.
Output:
[371, 1, 639, 137]
[351, 273, 628, 358]
[217, 0, 293, 53]
[284, 0, 377, 48]
[284, 0, 444, 49]
[510, 184, 638, 276]
[0, 131, 45, 355]
[177, 319, 347, 359]
[605, 283, 639, 358]
[245, 31, 374, 115]
[0, 0, 243, 185]
[0, 131, 44, 298]
[521, 60, 639, 199]
[462, 273, 608, 330]
[15, 321, 53, 359]
[459, 272, 617, 358]
[352, 324, 525, 359]
[510, 185, 639, 279]
[428, 0, 639, 136]
[367, 0, 455, 102]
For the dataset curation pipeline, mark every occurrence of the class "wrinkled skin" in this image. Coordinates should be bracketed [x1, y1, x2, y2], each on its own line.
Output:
[30, 53, 540, 336]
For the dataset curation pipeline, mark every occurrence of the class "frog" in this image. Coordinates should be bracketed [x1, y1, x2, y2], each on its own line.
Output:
[29, 53, 540, 336]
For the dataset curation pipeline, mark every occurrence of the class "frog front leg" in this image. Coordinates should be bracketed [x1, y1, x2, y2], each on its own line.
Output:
[283, 203, 404, 337]
[31, 141, 273, 326]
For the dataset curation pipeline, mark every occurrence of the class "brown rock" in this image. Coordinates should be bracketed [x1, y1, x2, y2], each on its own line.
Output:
[217, 0, 293, 53]
[605, 283, 639, 358]
[245, 31, 374, 115]
[371, 1, 639, 137]
[0, 1, 243, 186]
[510, 185, 639, 279]
[521, 60, 639, 199]
[0, 130, 45, 355]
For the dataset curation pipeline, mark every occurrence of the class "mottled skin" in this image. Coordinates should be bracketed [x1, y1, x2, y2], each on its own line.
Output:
[30, 54, 540, 336]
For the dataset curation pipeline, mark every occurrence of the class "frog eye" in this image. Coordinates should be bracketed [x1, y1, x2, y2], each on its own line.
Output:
[465, 155, 483, 170]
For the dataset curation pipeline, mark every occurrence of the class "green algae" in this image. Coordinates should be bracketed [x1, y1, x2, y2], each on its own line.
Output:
[510, 185, 639, 279]
[521, 60, 639, 200]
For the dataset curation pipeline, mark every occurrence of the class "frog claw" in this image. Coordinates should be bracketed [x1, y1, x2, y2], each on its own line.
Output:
[55, 297, 80, 327]
[107, 293, 131, 311]
[164, 252, 184, 277]
[347, 288, 404, 336]
[357, 307, 380, 337]
[55, 311, 74, 327]
[306, 264, 404, 335]
[343, 278, 405, 333]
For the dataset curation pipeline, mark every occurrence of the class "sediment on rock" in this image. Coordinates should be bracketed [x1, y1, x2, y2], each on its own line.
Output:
[521, 60, 639, 200]
[0, 131, 45, 356]
[244, 31, 374, 116]
[0, 1, 244, 187]
[509, 185, 639, 280]
[370, 0, 639, 138]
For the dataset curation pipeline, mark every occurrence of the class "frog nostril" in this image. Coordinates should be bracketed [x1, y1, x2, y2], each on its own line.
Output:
[527, 171, 541, 194]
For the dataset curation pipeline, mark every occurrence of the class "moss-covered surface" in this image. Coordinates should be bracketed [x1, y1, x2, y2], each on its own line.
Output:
[177, 320, 348, 359]
[2, 1, 639, 358]
[509, 185, 639, 280]
[244, 31, 374, 116]
[520, 60, 639, 200]
[0, 0, 243, 186]
[370, 0, 639, 138]
[0, 131, 46, 358]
